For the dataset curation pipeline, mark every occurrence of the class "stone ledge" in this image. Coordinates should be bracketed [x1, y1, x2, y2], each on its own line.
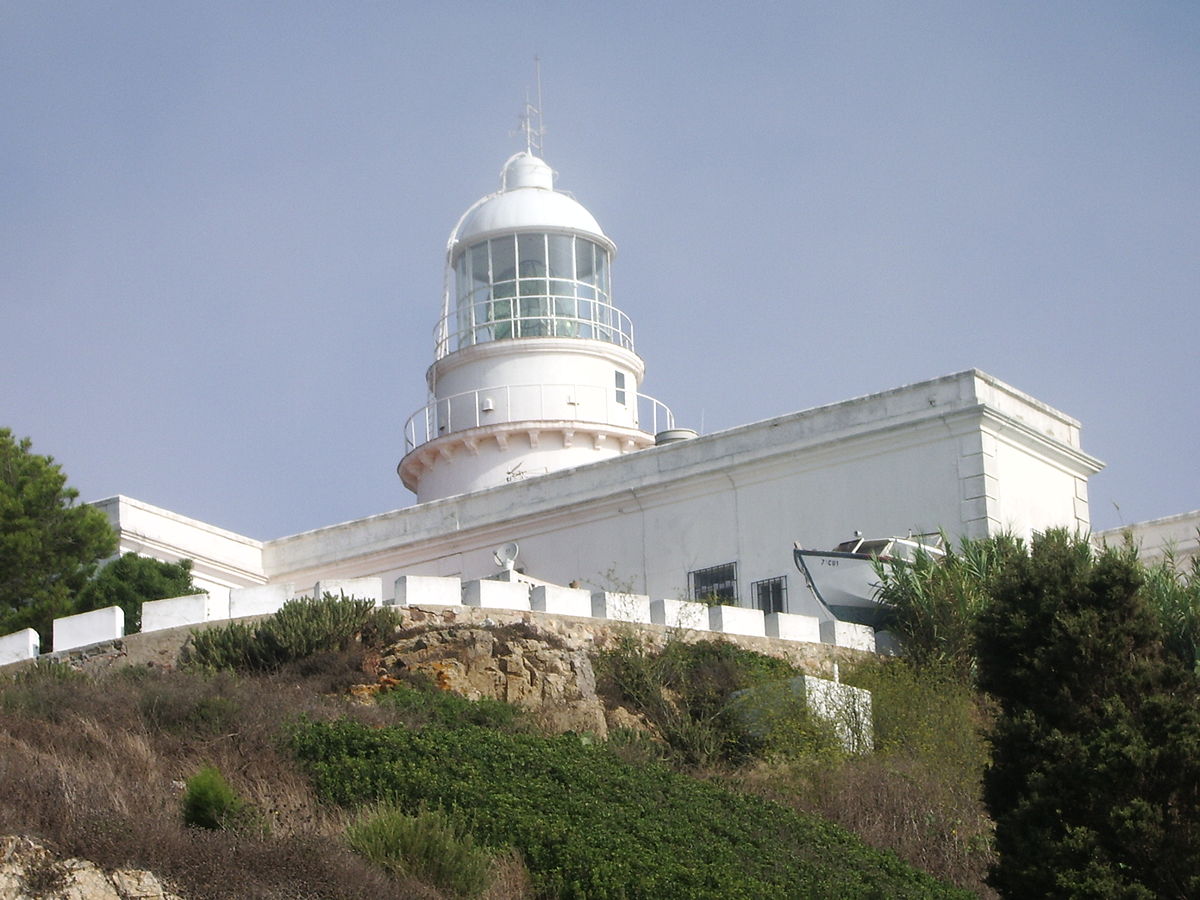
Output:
[0, 605, 868, 681]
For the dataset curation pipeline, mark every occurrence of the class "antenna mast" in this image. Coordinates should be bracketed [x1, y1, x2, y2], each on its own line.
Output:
[516, 57, 546, 156]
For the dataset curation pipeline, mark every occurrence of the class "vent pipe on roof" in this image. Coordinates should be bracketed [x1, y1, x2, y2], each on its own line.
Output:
[655, 428, 699, 446]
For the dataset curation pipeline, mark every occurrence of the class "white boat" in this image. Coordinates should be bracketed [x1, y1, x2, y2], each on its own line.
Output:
[792, 533, 945, 627]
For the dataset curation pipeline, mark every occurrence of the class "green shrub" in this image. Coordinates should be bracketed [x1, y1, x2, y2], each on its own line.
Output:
[290, 717, 969, 899]
[605, 726, 670, 766]
[726, 679, 847, 762]
[74, 552, 196, 633]
[976, 531, 1200, 898]
[844, 657, 988, 776]
[184, 594, 402, 672]
[873, 534, 1022, 680]
[377, 682, 524, 731]
[182, 765, 249, 831]
[597, 637, 803, 766]
[816, 657, 996, 889]
[346, 803, 492, 898]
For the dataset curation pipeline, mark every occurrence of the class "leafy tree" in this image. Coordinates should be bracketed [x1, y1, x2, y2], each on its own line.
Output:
[975, 530, 1200, 898]
[75, 552, 197, 633]
[0, 428, 116, 643]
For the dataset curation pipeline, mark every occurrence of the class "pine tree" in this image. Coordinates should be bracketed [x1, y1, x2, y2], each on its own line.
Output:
[0, 428, 117, 643]
[75, 552, 196, 633]
[975, 530, 1200, 898]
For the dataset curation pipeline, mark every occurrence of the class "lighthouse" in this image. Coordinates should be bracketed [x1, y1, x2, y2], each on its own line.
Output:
[398, 150, 675, 503]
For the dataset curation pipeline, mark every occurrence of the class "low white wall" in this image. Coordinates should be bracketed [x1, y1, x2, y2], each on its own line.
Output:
[592, 591, 652, 624]
[393, 575, 462, 607]
[315, 577, 383, 605]
[650, 598, 710, 630]
[141, 590, 230, 633]
[798, 675, 874, 753]
[709, 605, 766, 638]
[765, 612, 820, 643]
[729, 674, 873, 754]
[53, 606, 124, 652]
[820, 620, 875, 652]
[229, 584, 294, 619]
[463, 579, 531, 611]
[531, 584, 592, 617]
[0, 628, 39, 665]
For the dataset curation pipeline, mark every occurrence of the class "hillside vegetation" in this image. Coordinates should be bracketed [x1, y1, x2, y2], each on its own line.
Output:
[0, 595, 976, 899]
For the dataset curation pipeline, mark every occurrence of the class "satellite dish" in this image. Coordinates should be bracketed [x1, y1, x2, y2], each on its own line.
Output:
[493, 541, 520, 571]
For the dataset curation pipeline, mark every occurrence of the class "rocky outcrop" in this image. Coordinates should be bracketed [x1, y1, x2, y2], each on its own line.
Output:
[350, 605, 871, 738]
[376, 618, 610, 736]
[0, 836, 181, 900]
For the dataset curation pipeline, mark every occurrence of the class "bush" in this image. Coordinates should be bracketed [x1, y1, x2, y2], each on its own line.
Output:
[290, 717, 969, 899]
[346, 803, 492, 898]
[844, 657, 988, 775]
[725, 679, 848, 762]
[183, 766, 250, 831]
[976, 531, 1200, 898]
[873, 535, 1021, 680]
[184, 594, 402, 672]
[825, 658, 995, 892]
[75, 552, 196, 633]
[597, 637, 803, 767]
[377, 681, 525, 732]
[138, 677, 242, 737]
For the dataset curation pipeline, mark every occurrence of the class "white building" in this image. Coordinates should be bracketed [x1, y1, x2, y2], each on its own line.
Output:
[91, 147, 1105, 636]
[1095, 509, 1200, 569]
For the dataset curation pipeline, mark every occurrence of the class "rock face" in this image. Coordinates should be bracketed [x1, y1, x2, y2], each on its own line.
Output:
[378, 619, 610, 737]
[0, 836, 181, 900]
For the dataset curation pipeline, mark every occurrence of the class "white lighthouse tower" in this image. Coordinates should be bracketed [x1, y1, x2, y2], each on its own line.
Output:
[398, 148, 675, 503]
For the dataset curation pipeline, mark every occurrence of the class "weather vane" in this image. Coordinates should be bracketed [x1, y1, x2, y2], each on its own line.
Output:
[514, 56, 545, 156]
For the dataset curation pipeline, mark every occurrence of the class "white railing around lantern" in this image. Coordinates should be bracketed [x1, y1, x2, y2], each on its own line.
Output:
[434, 297, 635, 359]
[403, 384, 675, 453]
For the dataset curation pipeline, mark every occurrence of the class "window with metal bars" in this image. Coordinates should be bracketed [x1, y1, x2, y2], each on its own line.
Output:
[689, 562, 737, 605]
[751, 576, 787, 614]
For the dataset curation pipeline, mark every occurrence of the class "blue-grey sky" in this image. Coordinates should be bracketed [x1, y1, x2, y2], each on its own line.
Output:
[3, 2, 1197, 539]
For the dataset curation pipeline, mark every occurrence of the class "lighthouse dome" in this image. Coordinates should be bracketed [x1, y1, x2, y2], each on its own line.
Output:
[453, 152, 611, 250]
[401, 146, 675, 503]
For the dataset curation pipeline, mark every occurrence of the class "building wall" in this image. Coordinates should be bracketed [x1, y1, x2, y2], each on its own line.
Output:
[94, 496, 266, 593]
[254, 370, 1103, 620]
[95, 370, 1103, 625]
[1095, 509, 1200, 568]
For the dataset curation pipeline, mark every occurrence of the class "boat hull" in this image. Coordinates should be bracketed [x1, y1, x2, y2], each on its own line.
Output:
[793, 548, 891, 627]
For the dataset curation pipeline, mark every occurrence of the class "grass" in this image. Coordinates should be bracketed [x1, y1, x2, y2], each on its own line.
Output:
[730, 656, 997, 895]
[346, 803, 493, 898]
[291, 716, 970, 899]
[0, 609, 988, 898]
[0, 663, 447, 899]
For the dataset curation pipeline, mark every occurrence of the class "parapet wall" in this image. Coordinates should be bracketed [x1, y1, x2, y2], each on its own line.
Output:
[0, 577, 873, 678]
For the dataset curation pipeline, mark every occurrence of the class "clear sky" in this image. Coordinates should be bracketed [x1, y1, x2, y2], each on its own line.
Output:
[2, 2, 1197, 540]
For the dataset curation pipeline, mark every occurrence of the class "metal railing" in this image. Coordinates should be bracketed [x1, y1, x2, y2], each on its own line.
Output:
[403, 383, 674, 452]
[434, 297, 635, 358]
